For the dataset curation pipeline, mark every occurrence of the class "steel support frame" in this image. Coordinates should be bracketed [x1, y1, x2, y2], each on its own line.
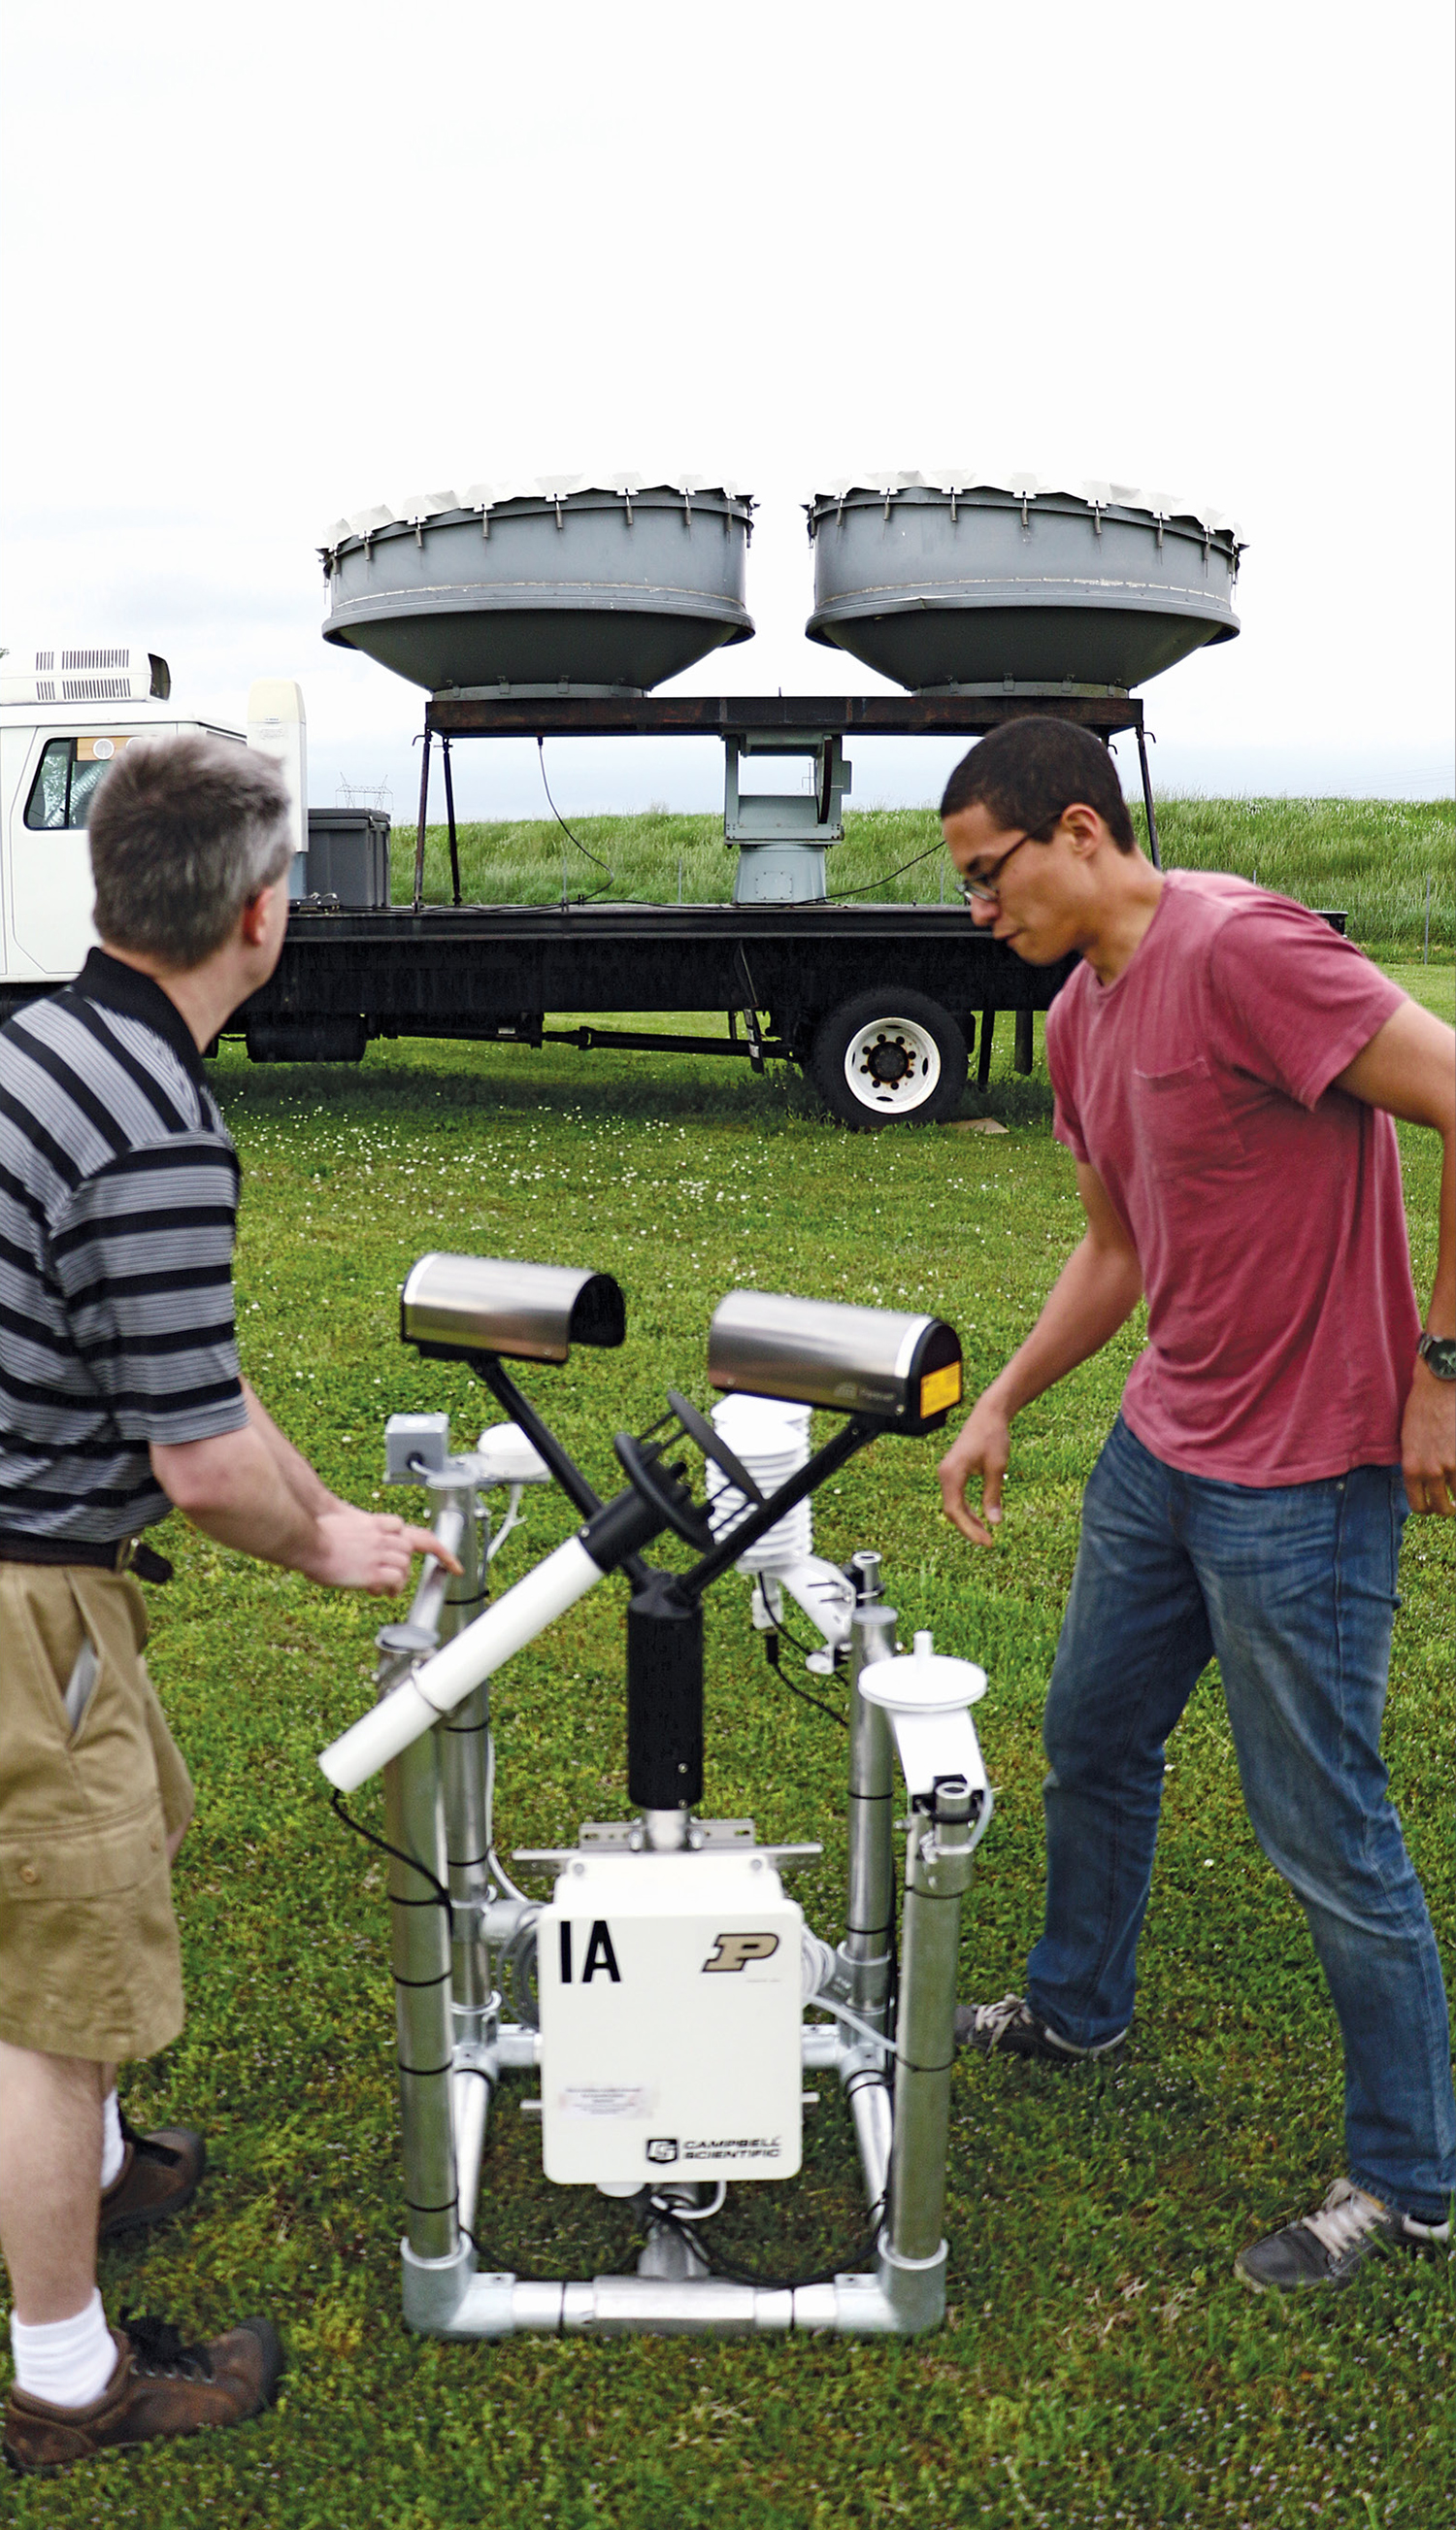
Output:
[422, 687, 1145, 915]
[426, 691, 1146, 744]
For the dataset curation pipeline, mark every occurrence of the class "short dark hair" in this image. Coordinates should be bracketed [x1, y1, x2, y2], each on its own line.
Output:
[940, 717, 1137, 852]
[89, 735, 294, 969]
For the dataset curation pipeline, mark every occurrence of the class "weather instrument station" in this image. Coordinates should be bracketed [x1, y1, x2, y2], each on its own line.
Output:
[318, 1255, 993, 2338]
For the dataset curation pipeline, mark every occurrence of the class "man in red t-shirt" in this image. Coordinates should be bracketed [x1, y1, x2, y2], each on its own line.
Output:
[937, 717, 1454, 2293]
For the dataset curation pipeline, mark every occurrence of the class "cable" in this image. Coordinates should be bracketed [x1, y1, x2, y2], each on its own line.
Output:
[827, 841, 944, 902]
[438, 1581, 490, 1615]
[504, 1905, 544, 2028]
[330, 1788, 454, 1936]
[759, 1586, 818, 1661]
[651, 2181, 727, 2223]
[634, 2186, 886, 2293]
[538, 738, 614, 900]
[763, 1628, 848, 1730]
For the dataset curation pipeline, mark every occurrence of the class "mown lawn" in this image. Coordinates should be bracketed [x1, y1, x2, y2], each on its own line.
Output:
[5, 876, 1451, 2525]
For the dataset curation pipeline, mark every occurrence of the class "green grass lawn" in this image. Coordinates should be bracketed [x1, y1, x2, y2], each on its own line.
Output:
[398, 796, 1454, 969]
[5, 881, 1452, 2525]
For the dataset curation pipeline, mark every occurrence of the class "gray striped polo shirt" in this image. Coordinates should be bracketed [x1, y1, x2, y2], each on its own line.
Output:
[0, 948, 248, 1543]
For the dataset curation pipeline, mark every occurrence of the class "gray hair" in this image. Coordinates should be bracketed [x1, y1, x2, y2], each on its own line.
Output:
[88, 734, 294, 969]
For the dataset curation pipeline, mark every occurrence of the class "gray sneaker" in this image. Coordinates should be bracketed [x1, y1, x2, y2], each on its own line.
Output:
[953, 1991, 1129, 2064]
[1236, 2177, 1452, 2294]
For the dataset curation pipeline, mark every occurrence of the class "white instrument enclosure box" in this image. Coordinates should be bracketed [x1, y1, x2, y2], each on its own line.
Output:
[538, 1850, 804, 2186]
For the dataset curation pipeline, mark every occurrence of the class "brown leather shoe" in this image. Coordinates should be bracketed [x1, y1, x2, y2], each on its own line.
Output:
[98, 2117, 206, 2241]
[3, 2314, 284, 2476]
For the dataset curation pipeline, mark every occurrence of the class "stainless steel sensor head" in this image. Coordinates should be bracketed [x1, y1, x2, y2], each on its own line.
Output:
[401, 1253, 626, 1365]
[708, 1290, 962, 1430]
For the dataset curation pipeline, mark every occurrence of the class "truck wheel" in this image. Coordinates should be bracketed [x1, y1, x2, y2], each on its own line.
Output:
[810, 990, 968, 1129]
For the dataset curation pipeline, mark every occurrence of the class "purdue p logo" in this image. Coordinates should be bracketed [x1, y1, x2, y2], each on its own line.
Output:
[702, 1932, 780, 1974]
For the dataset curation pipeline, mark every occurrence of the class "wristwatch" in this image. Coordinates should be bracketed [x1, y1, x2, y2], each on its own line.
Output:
[1416, 1332, 1456, 1381]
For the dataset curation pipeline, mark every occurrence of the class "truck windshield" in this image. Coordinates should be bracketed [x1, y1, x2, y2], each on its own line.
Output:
[24, 736, 129, 830]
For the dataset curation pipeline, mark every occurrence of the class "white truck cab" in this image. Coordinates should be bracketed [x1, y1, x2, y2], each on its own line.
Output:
[0, 648, 303, 990]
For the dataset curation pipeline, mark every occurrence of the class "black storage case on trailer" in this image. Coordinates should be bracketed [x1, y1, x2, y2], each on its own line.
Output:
[305, 810, 392, 908]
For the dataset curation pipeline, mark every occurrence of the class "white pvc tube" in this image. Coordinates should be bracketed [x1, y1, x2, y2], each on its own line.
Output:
[319, 1535, 603, 1794]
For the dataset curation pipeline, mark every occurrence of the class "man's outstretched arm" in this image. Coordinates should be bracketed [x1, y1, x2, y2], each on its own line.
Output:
[939, 1161, 1142, 1546]
[237, 1378, 346, 1517]
[150, 1386, 450, 1593]
[1334, 997, 1456, 1517]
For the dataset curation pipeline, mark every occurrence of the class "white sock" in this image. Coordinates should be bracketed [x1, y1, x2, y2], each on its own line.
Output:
[100, 2089, 124, 2192]
[11, 2290, 117, 2410]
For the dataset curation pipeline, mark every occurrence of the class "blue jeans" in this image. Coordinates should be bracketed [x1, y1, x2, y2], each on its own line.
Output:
[1026, 1415, 1455, 2220]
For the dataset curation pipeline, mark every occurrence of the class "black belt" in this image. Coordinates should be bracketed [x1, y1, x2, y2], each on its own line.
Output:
[0, 1531, 174, 1582]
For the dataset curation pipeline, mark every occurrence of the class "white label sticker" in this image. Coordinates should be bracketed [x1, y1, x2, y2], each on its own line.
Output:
[558, 2084, 652, 2121]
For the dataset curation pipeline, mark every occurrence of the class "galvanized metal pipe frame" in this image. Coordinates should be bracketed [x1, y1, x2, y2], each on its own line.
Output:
[386, 1498, 976, 2339]
[384, 1717, 459, 2267]
[884, 1782, 976, 2312]
[840, 1561, 897, 2026]
[433, 1476, 491, 2237]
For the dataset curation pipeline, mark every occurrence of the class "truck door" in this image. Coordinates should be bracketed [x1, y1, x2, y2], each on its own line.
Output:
[9, 731, 135, 975]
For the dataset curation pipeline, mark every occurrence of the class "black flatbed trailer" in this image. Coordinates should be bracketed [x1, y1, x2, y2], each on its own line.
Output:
[235, 896, 1076, 1118]
[423, 690, 1152, 743]
[234, 687, 1151, 1124]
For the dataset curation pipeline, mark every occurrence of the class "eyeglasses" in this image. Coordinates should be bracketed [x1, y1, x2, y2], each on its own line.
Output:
[957, 833, 1035, 906]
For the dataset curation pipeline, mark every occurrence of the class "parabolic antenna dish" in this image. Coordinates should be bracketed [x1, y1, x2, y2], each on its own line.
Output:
[805, 476, 1244, 691]
[320, 477, 756, 697]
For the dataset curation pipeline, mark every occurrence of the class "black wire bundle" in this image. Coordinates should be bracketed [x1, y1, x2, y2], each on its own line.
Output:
[330, 1787, 455, 1936]
[761, 1626, 849, 1729]
[827, 841, 945, 902]
[538, 738, 614, 900]
[632, 2187, 887, 2293]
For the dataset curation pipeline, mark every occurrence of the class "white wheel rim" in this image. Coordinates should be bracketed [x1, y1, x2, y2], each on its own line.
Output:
[843, 1015, 943, 1113]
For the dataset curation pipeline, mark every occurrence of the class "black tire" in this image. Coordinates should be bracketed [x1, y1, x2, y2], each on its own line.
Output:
[809, 989, 968, 1129]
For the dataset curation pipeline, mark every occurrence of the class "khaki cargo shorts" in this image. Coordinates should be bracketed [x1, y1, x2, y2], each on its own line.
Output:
[0, 1563, 193, 2062]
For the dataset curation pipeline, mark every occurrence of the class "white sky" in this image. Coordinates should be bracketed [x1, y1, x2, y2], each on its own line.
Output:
[3, 0, 1452, 821]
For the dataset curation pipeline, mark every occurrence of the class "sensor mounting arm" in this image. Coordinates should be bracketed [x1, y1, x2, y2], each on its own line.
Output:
[474, 1352, 651, 1591]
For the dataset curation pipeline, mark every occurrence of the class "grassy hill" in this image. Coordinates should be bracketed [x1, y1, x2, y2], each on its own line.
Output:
[394, 797, 1453, 966]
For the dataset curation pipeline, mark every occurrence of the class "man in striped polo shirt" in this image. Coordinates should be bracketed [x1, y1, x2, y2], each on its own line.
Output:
[0, 737, 443, 2475]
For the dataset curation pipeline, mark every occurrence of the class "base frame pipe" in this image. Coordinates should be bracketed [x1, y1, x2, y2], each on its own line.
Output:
[400, 2262, 943, 2339]
[886, 1781, 976, 2287]
[839, 1558, 897, 2031]
[383, 1717, 459, 2267]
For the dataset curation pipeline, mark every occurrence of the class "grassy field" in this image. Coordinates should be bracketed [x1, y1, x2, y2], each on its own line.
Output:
[396, 797, 1454, 967]
[4, 900, 1452, 2522]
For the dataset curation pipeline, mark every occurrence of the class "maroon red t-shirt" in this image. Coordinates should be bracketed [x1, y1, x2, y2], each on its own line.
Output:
[1046, 870, 1418, 1485]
